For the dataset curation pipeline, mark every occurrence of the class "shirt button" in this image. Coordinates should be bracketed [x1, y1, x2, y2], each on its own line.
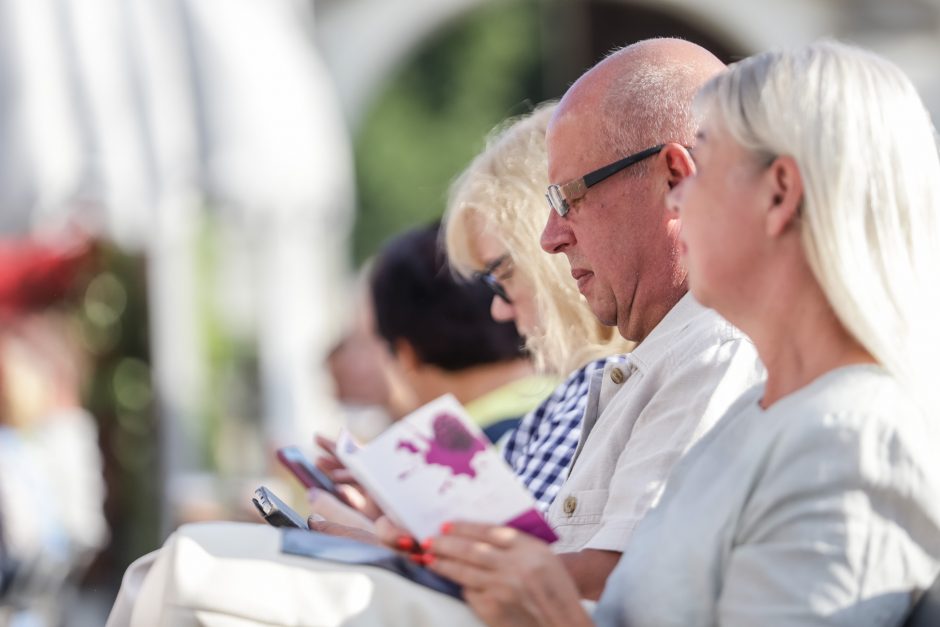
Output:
[563, 496, 577, 516]
[610, 367, 626, 384]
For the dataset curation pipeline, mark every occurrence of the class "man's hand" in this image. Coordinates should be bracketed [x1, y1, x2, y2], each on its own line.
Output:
[557, 549, 622, 600]
[306, 515, 381, 546]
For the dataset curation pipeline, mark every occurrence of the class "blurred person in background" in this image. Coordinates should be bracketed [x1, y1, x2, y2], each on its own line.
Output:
[324, 267, 417, 442]
[0, 236, 108, 627]
[366, 220, 553, 443]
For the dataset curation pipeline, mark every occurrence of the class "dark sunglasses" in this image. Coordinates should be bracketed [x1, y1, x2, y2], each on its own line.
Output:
[473, 254, 512, 304]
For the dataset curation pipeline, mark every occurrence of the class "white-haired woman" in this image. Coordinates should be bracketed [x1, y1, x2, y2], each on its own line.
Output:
[444, 102, 633, 509]
[407, 41, 940, 627]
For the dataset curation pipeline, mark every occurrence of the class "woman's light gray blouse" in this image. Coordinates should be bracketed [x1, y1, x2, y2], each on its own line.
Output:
[595, 365, 940, 627]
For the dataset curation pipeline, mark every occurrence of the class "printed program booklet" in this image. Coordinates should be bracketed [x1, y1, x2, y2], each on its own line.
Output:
[335, 394, 558, 543]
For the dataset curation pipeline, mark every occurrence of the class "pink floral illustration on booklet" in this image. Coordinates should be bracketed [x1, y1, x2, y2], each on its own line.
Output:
[396, 412, 488, 491]
[337, 395, 557, 543]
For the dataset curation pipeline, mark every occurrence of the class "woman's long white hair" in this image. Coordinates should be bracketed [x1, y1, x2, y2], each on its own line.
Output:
[444, 103, 633, 375]
[699, 40, 940, 409]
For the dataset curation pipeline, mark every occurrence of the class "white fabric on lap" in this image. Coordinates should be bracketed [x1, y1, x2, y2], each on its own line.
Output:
[107, 522, 483, 627]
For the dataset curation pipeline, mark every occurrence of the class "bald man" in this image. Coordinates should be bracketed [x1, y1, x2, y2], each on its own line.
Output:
[536, 39, 765, 598]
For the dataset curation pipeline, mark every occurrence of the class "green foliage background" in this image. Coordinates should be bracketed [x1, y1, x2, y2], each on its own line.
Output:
[352, 1, 547, 263]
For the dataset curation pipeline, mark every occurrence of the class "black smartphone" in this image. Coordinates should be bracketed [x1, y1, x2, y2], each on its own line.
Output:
[251, 486, 308, 529]
[276, 445, 343, 499]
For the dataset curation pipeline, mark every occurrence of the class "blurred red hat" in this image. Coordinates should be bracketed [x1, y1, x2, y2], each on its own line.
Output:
[0, 234, 95, 314]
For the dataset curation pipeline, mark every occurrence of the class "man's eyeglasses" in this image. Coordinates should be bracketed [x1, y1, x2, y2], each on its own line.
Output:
[473, 254, 513, 304]
[546, 144, 665, 217]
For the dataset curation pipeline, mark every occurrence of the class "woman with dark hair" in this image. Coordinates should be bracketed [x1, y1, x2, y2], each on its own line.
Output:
[368, 220, 553, 443]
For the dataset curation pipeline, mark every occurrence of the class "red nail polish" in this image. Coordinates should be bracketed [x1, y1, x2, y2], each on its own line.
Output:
[409, 553, 424, 565]
[420, 538, 433, 552]
[440, 522, 453, 535]
[421, 553, 435, 566]
[396, 536, 415, 551]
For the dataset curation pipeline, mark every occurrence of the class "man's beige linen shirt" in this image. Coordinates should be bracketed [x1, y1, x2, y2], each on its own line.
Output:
[548, 294, 764, 553]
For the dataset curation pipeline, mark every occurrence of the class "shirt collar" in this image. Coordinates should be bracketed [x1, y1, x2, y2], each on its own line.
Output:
[628, 293, 706, 372]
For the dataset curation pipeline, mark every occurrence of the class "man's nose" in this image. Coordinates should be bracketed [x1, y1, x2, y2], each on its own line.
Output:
[540, 209, 573, 254]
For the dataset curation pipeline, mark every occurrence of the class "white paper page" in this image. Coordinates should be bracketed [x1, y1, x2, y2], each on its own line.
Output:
[338, 395, 549, 541]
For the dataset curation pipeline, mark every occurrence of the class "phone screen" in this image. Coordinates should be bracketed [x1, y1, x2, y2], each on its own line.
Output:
[276, 446, 341, 497]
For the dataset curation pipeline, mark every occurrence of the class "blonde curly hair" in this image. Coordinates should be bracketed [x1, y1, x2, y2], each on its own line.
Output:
[444, 103, 632, 375]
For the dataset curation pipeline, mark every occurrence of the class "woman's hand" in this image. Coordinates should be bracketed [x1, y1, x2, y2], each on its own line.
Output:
[307, 515, 382, 546]
[422, 522, 593, 627]
[313, 434, 384, 520]
[312, 434, 346, 476]
[374, 516, 430, 558]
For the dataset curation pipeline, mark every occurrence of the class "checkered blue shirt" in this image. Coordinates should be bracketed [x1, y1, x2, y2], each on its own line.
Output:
[503, 354, 628, 512]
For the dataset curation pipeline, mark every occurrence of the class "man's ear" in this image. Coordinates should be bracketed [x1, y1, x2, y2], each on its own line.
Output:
[765, 156, 804, 237]
[662, 143, 695, 190]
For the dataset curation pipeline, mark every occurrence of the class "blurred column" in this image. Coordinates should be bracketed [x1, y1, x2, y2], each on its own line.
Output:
[0, 0, 355, 535]
[54, 0, 206, 536]
[182, 0, 355, 448]
[0, 0, 85, 235]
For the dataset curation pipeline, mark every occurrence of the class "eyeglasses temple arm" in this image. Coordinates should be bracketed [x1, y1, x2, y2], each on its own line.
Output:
[583, 144, 665, 188]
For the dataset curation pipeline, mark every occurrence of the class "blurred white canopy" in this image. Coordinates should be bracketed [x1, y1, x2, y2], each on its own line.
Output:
[0, 0, 352, 242]
[0, 0, 354, 525]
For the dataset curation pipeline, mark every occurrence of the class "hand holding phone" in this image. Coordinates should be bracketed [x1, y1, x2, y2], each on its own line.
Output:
[313, 434, 360, 486]
[276, 446, 343, 498]
[278, 443, 384, 520]
[313, 434, 343, 472]
[251, 486, 308, 529]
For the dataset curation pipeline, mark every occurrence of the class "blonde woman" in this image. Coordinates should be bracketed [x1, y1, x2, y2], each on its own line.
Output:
[413, 41, 940, 627]
[444, 102, 633, 510]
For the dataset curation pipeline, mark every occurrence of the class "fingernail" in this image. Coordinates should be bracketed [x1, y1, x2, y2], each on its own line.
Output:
[440, 522, 453, 535]
[309, 514, 326, 523]
[421, 553, 435, 566]
[396, 536, 415, 551]
[409, 553, 424, 565]
[420, 538, 433, 552]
